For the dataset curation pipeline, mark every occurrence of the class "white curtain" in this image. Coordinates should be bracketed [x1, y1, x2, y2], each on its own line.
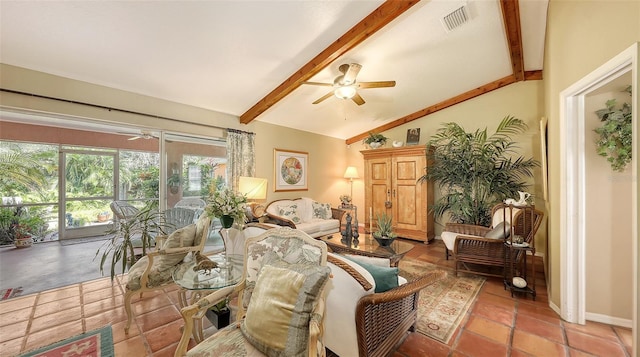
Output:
[226, 129, 255, 191]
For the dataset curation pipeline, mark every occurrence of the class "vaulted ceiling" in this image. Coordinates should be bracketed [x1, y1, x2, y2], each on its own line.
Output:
[0, 0, 548, 144]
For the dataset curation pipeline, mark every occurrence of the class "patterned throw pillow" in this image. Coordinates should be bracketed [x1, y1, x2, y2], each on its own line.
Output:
[277, 204, 301, 224]
[241, 260, 330, 357]
[312, 201, 332, 220]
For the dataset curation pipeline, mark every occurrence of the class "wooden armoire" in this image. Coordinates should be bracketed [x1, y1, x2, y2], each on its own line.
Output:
[361, 146, 434, 243]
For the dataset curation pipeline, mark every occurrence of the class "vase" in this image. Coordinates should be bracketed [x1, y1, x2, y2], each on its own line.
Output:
[369, 142, 382, 149]
[220, 215, 234, 229]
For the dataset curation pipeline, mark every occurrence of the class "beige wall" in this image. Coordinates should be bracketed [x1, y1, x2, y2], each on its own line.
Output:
[544, 0, 640, 312]
[370, 80, 546, 252]
[584, 81, 633, 321]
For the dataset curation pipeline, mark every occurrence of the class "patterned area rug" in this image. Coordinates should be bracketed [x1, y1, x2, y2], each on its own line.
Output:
[399, 258, 485, 344]
[1, 287, 23, 300]
[18, 325, 113, 357]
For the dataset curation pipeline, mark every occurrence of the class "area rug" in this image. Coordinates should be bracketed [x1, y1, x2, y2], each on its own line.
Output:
[19, 325, 114, 357]
[399, 258, 485, 344]
[1, 287, 23, 300]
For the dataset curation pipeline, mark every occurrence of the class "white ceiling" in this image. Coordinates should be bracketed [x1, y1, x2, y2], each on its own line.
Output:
[0, 0, 548, 141]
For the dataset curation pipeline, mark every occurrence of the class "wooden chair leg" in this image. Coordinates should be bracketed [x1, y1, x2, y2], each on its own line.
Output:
[124, 290, 136, 334]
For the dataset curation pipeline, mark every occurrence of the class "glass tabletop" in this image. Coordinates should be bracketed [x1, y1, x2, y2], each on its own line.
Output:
[319, 234, 414, 258]
[172, 253, 244, 291]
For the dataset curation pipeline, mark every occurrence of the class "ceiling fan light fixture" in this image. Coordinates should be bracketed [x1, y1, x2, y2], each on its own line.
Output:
[334, 85, 357, 100]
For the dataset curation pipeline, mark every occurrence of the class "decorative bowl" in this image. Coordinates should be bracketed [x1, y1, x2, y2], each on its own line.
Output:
[512, 277, 527, 288]
[373, 235, 396, 247]
[392, 141, 403, 147]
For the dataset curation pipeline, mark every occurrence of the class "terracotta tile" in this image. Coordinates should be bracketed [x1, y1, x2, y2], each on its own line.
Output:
[515, 313, 564, 343]
[0, 307, 32, 327]
[471, 300, 514, 326]
[111, 319, 140, 344]
[454, 330, 508, 357]
[465, 315, 511, 344]
[563, 320, 618, 340]
[153, 342, 180, 357]
[85, 306, 128, 331]
[395, 332, 450, 357]
[0, 320, 28, 343]
[512, 330, 567, 356]
[37, 285, 80, 304]
[23, 320, 84, 352]
[33, 295, 81, 318]
[131, 293, 173, 315]
[565, 329, 627, 356]
[510, 349, 535, 357]
[613, 326, 632, 348]
[569, 348, 599, 357]
[113, 334, 149, 357]
[475, 290, 516, 310]
[83, 285, 123, 304]
[516, 302, 562, 325]
[0, 336, 23, 357]
[0, 295, 37, 314]
[83, 294, 124, 317]
[81, 277, 120, 293]
[144, 319, 184, 352]
[29, 306, 82, 333]
[137, 305, 181, 332]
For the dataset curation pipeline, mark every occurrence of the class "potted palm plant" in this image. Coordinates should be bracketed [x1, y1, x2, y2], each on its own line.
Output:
[420, 115, 538, 226]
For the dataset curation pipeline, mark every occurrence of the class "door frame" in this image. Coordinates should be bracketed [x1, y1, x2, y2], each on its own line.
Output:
[559, 42, 638, 353]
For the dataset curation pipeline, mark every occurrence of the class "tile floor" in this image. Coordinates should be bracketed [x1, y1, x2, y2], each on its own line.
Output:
[0, 238, 633, 357]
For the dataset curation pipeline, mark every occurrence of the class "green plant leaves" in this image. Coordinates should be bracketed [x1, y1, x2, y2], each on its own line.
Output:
[594, 87, 632, 172]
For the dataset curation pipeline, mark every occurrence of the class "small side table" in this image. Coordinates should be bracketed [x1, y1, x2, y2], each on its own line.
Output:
[503, 204, 536, 300]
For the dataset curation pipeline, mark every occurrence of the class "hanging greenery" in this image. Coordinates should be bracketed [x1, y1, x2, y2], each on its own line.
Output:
[594, 85, 632, 172]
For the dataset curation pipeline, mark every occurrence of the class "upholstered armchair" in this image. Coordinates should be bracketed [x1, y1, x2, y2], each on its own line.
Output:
[123, 215, 211, 334]
[440, 203, 544, 278]
[174, 227, 330, 357]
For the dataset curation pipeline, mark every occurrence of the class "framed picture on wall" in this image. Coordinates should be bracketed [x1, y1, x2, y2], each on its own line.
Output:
[406, 128, 420, 145]
[274, 148, 308, 191]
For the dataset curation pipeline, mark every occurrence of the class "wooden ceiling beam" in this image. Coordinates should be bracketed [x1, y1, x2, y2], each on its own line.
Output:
[501, 0, 525, 81]
[345, 75, 517, 145]
[239, 0, 420, 124]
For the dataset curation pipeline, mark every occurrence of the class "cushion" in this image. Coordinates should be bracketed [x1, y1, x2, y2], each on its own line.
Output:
[311, 201, 332, 219]
[344, 255, 398, 293]
[159, 224, 197, 266]
[485, 221, 511, 239]
[241, 261, 330, 357]
[277, 203, 302, 224]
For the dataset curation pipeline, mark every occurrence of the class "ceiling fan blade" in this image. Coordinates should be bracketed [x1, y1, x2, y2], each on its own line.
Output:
[352, 92, 365, 106]
[312, 91, 335, 104]
[358, 80, 396, 89]
[303, 82, 333, 87]
[343, 63, 362, 85]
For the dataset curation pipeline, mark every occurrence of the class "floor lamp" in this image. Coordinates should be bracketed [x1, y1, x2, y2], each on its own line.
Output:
[343, 166, 359, 203]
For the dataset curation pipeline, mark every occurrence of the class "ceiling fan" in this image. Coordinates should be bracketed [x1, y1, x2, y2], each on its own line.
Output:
[303, 63, 396, 106]
[118, 130, 158, 141]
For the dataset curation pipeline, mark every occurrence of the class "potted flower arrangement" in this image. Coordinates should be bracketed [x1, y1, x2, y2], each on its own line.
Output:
[363, 132, 388, 149]
[13, 223, 34, 248]
[339, 194, 352, 208]
[372, 212, 397, 247]
[206, 187, 247, 228]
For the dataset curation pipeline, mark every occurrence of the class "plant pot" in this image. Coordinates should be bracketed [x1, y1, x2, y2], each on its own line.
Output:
[369, 142, 383, 149]
[206, 308, 230, 329]
[97, 214, 110, 222]
[15, 236, 33, 248]
[373, 235, 396, 247]
[220, 215, 234, 229]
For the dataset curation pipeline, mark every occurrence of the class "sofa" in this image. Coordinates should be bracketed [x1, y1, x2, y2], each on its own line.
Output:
[264, 197, 346, 238]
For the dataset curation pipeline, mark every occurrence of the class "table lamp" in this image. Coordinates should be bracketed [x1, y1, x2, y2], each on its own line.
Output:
[343, 166, 359, 202]
[238, 176, 268, 221]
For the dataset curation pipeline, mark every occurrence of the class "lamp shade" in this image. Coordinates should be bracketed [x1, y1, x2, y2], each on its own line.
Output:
[238, 176, 268, 200]
[343, 166, 359, 180]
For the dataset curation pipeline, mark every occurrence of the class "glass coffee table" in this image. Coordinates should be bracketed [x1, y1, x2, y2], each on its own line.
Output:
[172, 253, 244, 342]
[318, 235, 414, 267]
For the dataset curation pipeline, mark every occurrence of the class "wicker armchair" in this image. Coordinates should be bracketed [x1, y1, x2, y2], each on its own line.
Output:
[325, 254, 446, 357]
[442, 203, 544, 278]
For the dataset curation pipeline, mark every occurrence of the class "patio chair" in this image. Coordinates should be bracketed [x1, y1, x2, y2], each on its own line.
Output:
[441, 203, 544, 278]
[164, 207, 196, 234]
[123, 215, 211, 334]
[174, 227, 330, 357]
[110, 200, 140, 229]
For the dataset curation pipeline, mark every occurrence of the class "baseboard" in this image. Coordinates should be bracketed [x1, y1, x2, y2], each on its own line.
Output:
[549, 299, 562, 319]
[585, 312, 633, 329]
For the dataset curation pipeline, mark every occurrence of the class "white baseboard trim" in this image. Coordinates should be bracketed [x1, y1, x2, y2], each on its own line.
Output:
[585, 312, 633, 329]
[549, 299, 562, 319]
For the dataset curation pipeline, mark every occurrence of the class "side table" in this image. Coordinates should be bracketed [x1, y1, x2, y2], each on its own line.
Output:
[503, 204, 536, 300]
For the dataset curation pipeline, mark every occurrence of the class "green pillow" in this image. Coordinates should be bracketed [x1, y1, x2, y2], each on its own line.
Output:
[344, 255, 398, 293]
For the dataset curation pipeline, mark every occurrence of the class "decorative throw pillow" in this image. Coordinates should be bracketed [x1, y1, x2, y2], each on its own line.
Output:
[158, 224, 197, 266]
[344, 255, 399, 293]
[277, 204, 302, 224]
[241, 260, 330, 357]
[485, 221, 511, 239]
[312, 201, 332, 220]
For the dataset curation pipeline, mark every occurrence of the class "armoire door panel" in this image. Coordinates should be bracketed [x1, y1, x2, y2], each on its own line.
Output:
[395, 160, 417, 181]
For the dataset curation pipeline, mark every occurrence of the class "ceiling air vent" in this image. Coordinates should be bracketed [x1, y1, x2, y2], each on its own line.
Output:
[442, 5, 469, 32]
